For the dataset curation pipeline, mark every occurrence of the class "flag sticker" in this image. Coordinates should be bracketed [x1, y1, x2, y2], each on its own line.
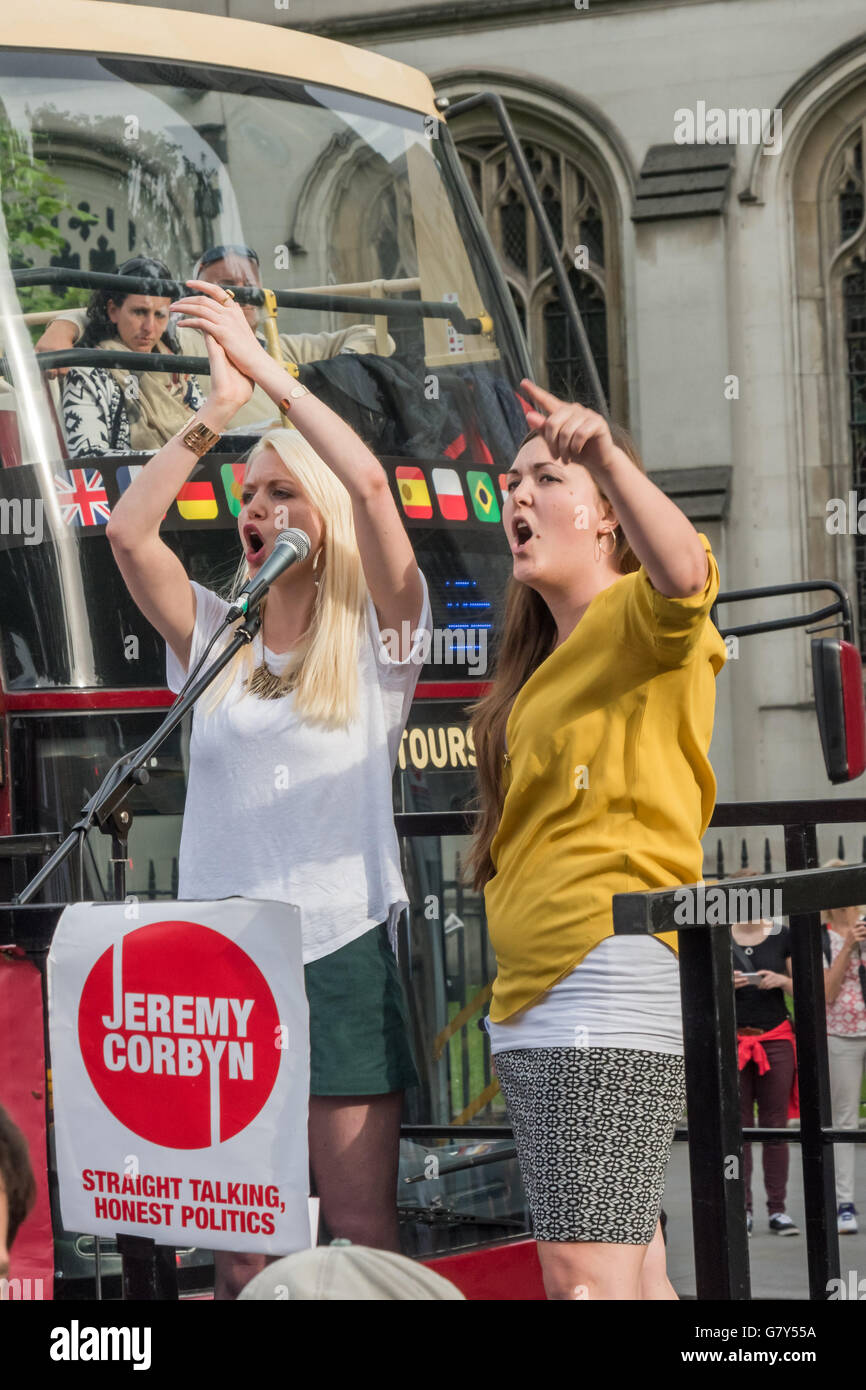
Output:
[395, 466, 433, 520]
[54, 468, 111, 527]
[116, 464, 168, 521]
[116, 464, 144, 494]
[176, 480, 219, 521]
[498, 473, 509, 502]
[431, 468, 468, 521]
[467, 471, 500, 523]
[221, 463, 246, 518]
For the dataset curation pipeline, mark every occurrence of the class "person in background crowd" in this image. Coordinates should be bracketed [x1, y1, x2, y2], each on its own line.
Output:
[39, 244, 394, 436]
[470, 382, 727, 1300]
[60, 256, 205, 457]
[0, 1105, 37, 1295]
[821, 860, 866, 1235]
[730, 868, 799, 1237]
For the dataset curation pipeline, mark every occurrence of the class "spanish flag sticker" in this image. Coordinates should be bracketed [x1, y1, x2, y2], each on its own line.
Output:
[177, 480, 219, 521]
[396, 466, 433, 519]
[467, 471, 501, 523]
[221, 463, 245, 518]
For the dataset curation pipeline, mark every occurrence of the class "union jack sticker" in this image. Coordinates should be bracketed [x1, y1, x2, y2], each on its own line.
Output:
[54, 468, 111, 527]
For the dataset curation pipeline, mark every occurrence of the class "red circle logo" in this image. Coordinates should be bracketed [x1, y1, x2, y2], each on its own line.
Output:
[78, 920, 281, 1149]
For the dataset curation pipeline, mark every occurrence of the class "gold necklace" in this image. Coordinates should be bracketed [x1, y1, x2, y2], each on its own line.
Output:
[246, 661, 296, 701]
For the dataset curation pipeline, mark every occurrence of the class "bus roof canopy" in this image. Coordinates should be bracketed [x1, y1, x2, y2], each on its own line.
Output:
[1, 0, 439, 118]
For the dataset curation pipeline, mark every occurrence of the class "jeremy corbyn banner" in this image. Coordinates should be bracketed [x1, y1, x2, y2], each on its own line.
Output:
[48, 898, 310, 1253]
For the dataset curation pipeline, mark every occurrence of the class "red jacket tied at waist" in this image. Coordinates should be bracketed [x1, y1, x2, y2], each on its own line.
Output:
[737, 1018, 799, 1120]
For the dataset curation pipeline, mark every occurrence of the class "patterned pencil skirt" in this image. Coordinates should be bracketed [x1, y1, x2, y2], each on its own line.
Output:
[494, 1046, 686, 1244]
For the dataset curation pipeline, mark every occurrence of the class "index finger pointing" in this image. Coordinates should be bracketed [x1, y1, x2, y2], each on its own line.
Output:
[520, 378, 563, 415]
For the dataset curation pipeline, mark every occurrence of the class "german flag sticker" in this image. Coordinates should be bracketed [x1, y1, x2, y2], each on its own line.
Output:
[467, 471, 501, 523]
[221, 462, 246, 518]
[396, 466, 433, 519]
[177, 480, 219, 521]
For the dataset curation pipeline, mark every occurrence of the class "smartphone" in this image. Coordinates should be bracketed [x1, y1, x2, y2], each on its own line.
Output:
[738, 972, 762, 984]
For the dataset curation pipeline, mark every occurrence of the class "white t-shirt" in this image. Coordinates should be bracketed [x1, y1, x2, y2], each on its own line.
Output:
[485, 935, 683, 1055]
[165, 574, 431, 963]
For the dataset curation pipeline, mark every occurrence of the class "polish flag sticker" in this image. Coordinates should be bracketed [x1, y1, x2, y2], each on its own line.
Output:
[431, 467, 468, 521]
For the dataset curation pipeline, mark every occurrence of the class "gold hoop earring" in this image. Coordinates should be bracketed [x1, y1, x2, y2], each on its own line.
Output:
[594, 528, 617, 562]
[312, 548, 323, 587]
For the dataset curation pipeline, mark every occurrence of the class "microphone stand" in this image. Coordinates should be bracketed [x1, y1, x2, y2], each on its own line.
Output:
[11, 605, 262, 1302]
[13, 608, 261, 907]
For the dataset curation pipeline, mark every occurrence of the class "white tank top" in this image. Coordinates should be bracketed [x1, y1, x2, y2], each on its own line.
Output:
[485, 935, 683, 1055]
[166, 575, 431, 963]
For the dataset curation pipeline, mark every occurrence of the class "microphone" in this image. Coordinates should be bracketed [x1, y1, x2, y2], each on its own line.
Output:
[227, 529, 311, 619]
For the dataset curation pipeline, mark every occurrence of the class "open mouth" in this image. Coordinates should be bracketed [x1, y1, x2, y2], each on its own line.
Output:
[512, 516, 534, 551]
[243, 524, 266, 561]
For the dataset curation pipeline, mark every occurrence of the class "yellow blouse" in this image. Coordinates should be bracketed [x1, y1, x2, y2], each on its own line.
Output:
[484, 533, 727, 1023]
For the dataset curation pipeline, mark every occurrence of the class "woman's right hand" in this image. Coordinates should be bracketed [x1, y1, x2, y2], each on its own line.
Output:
[201, 326, 254, 411]
[170, 280, 269, 384]
[733, 971, 749, 989]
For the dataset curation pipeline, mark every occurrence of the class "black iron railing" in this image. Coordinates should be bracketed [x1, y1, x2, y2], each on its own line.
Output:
[396, 800, 866, 1301]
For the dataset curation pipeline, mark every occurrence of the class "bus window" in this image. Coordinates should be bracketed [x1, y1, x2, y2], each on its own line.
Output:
[0, 50, 525, 693]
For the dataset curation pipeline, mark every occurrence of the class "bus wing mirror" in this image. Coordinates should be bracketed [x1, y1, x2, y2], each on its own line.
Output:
[811, 637, 866, 783]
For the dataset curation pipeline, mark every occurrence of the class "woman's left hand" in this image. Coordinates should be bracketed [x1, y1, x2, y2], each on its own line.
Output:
[521, 378, 616, 474]
[170, 280, 269, 382]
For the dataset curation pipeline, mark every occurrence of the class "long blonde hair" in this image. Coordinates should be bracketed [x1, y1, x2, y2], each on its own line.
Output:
[199, 428, 368, 727]
[466, 421, 646, 891]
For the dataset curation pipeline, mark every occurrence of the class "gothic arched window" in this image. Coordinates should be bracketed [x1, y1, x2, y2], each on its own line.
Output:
[457, 135, 615, 409]
[826, 124, 866, 642]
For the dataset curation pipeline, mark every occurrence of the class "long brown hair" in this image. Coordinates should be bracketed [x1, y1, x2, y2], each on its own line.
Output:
[466, 421, 646, 891]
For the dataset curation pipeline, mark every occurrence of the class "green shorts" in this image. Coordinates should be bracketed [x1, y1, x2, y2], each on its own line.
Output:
[304, 922, 419, 1096]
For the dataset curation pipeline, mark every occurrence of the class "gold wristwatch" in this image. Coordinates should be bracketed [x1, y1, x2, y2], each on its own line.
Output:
[180, 420, 221, 457]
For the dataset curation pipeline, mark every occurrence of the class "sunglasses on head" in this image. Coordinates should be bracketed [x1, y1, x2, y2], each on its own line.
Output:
[198, 244, 259, 268]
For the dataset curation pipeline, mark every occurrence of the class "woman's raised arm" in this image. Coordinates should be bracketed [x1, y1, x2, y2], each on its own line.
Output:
[521, 379, 709, 599]
[171, 282, 424, 647]
[106, 334, 253, 668]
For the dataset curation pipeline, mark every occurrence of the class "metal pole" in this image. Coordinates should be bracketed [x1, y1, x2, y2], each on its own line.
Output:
[784, 822, 840, 1299]
[444, 91, 608, 415]
[678, 926, 751, 1299]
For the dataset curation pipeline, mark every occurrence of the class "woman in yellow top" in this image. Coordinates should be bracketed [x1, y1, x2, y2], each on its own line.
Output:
[469, 380, 727, 1300]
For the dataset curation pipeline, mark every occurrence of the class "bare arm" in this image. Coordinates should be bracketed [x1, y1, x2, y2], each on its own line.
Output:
[105, 332, 251, 669]
[824, 936, 855, 1005]
[521, 378, 708, 599]
[171, 283, 424, 647]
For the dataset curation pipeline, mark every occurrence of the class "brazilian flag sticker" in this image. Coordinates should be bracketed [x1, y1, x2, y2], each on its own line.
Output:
[467, 470, 501, 523]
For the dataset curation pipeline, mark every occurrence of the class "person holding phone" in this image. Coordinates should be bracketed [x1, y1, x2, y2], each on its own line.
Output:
[821, 861, 866, 1235]
[730, 870, 798, 1237]
[105, 279, 430, 1298]
[470, 384, 727, 1300]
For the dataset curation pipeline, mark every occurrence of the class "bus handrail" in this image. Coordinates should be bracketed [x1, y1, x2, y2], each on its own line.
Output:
[8, 268, 491, 338]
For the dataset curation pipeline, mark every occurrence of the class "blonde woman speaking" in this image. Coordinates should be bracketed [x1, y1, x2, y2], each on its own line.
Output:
[106, 280, 430, 1298]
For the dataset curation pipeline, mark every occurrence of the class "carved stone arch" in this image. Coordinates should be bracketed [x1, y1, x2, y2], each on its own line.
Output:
[289, 127, 417, 296]
[784, 52, 866, 645]
[432, 67, 634, 422]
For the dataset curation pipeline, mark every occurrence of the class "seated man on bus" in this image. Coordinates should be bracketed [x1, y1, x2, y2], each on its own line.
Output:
[61, 256, 206, 458]
[40, 244, 394, 436]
